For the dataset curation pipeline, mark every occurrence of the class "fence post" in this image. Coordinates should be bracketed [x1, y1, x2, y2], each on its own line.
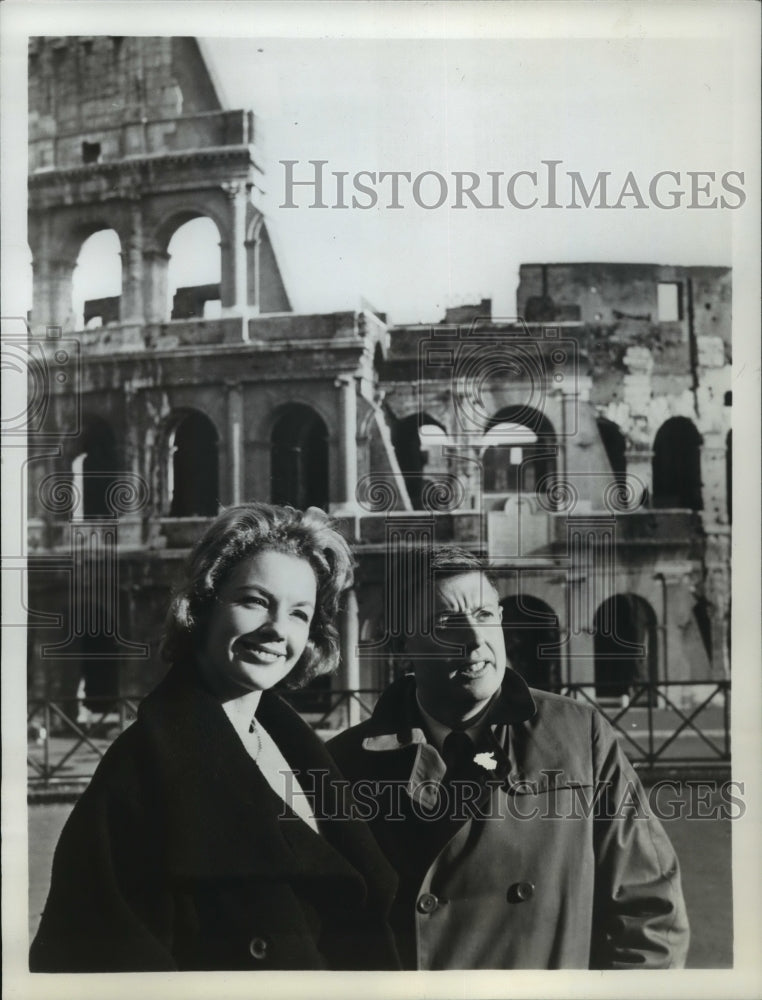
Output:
[723, 682, 731, 758]
[43, 701, 51, 788]
[340, 590, 361, 728]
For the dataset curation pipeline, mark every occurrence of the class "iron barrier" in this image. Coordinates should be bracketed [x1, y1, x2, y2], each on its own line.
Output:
[27, 680, 730, 789]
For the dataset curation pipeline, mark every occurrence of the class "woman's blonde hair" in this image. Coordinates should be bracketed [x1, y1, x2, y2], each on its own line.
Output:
[161, 503, 354, 688]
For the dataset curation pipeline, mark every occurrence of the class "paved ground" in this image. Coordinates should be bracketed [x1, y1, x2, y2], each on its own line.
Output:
[28, 783, 733, 968]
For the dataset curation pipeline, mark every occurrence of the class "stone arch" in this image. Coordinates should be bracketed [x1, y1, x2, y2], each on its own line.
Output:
[261, 394, 334, 443]
[593, 594, 658, 700]
[245, 217, 291, 313]
[483, 405, 556, 497]
[391, 412, 447, 510]
[500, 594, 561, 692]
[153, 203, 229, 256]
[46, 210, 128, 262]
[245, 210, 266, 245]
[164, 409, 220, 517]
[270, 403, 329, 510]
[487, 404, 557, 438]
[652, 416, 703, 510]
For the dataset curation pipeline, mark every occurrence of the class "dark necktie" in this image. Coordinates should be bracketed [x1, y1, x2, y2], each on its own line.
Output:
[442, 730, 475, 781]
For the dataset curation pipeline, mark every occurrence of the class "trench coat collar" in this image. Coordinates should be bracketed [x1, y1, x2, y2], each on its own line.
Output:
[361, 670, 537, 747]
[137, 665, 380, 896]
[360, 671, 537, 808]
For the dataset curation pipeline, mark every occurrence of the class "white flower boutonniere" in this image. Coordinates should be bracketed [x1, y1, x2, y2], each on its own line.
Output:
[473, 751, 498, 771]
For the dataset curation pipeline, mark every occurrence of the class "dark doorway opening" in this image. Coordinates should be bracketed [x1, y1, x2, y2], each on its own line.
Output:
[593, 594, 657, 701]
[652, 417, 703, 510]
[169, 411, 219, 516]
[500, 595, 561, 691]
[271, 404, 329, 510]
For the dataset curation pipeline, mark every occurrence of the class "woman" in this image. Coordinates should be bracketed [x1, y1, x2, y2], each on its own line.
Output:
[30, 504, 400, 972]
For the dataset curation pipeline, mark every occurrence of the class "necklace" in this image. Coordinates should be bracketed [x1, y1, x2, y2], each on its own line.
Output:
[248, 715, 262, 762]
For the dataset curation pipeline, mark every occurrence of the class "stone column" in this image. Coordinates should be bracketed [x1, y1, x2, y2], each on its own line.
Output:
[226, 381, 244, 505]
[142, 248, 170, 324]
[661, 572, 690, 685]
[33, 256, 76, 331]
[705, 532, 731, 678]
[700, 433, 729, 526]
[565, 514, 617, 691]
[340, 588, 361, 726]
[625, 447, 653, 507]
[221, 182, 249, 318]
[30, 255, 51, 330]
[331, 374, 359, 515]
[120, 204, 144, 323]
[557, 373, 590, 490]
[119, 381, 145, 547]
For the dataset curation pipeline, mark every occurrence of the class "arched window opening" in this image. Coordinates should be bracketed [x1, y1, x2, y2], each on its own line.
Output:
[391, 413, 447, 510]
[500, 595, 561, 692]
[593, 594, 657, 701]
[167, 217, 221, 320]
[72, 417, 118, 518]
[71, 229, 122, 331]
[168, 411, 219, 517]
[271, 405, 329, 511]
[597, 417, 627, 486]
[483, 406, 556, 497]
[652, 417, 703, 510]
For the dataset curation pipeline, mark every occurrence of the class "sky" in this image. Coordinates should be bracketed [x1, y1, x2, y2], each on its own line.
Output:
[197, 33, 740, 323]
[1, 8, 761, 997]
[1, 2, 755, 328]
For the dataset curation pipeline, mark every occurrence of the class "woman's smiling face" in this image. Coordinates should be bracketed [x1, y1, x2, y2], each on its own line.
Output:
[197, 549, 317, 699]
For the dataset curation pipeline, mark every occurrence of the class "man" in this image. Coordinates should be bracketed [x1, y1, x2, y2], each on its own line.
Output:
[328, 546, 689, 970]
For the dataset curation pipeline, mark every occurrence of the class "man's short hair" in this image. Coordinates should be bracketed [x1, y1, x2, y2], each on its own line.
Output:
[390, 545, 499, 653]
[427, 545, 498, 590]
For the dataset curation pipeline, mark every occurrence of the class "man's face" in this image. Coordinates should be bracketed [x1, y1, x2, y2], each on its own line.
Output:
[406, 571, 507, 726]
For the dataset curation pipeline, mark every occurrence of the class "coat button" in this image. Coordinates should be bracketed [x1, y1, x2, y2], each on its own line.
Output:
[417, 892, 440, 914]
[249, 936, 269, 960]
[508, 881, 535, 903]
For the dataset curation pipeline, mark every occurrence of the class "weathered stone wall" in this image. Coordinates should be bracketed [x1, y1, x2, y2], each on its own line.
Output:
[29, 37, 220, 160]
[24, 37, 732, 710]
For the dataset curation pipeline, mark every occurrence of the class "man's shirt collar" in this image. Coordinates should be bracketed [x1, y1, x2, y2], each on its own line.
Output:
[415, 693, 495, 755]
[361, 669, 537, 752]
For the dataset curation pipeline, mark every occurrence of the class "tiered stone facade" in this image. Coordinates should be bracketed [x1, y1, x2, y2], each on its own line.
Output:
[25, 38, 731, 720]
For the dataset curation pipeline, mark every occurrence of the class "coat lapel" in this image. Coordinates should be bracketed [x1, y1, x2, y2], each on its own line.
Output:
[357, 673, 537, 799]
[137, 667, 374, 900]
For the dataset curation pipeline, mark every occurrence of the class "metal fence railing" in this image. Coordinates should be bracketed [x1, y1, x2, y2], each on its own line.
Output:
[27, 696, 141, 789]
[557, 680, 731, 768]
[27, 680, 730, 789]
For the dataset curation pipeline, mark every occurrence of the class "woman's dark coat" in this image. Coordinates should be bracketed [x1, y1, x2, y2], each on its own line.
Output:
[29, 666, 400, 972]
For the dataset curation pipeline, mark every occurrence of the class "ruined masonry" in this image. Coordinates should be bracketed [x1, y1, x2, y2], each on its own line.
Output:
[26, 37, 731, 721]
